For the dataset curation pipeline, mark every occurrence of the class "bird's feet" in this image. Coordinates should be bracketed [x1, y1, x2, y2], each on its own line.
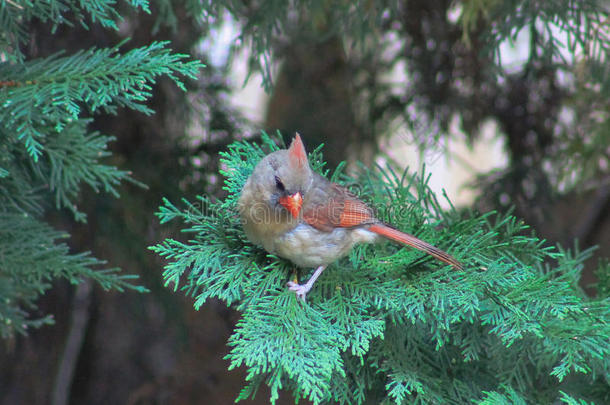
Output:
[287, 281, 311, 301]
[286, 265, 327, 302]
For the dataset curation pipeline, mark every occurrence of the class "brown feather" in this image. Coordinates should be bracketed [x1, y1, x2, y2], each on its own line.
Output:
[300, 175, 462, 269]
[302, 181, 376, 231]
[368, 223, 462, 269]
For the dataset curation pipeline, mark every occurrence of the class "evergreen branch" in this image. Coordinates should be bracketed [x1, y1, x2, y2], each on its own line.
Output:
[559, 391, 597, 405]
[226, 294, 344, 404]
[0, 127, 46, 216]
[0, 0, 151, 61]
[0, 41, 204, 159]
[153, 135, 610, 404]
[42, 119, 133, 221]
[0, 210, 147, 337]
[593, 259, 610, 298]
[0, 119, 136, 221]
[478, 384, 528, 405]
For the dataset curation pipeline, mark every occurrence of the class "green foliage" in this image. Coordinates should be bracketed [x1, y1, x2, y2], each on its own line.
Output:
[594, 259, 610, 298]
[0, 211, 146, 338]
[0, 40, 202, 160]
[1, 118, 136, 221]
[152, 135, 610, 404]
[0, 0, 150, 62]
[0, 0, 204, 337]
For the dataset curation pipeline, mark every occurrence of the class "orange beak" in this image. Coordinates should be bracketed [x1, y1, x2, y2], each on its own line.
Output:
[279, 192, 303, 219]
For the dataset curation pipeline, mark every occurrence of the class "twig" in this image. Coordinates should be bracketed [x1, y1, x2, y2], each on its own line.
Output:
[51, 281, 93, 405]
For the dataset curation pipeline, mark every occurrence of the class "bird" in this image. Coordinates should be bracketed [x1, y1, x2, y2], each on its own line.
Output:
[238, 134, 462, 300]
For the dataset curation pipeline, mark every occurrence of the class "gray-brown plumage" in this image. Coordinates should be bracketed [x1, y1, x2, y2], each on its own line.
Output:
[238, 134, 462, 300]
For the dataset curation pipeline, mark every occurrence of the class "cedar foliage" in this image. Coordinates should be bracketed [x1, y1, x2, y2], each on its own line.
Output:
[0, 0, 203, 337]
[152, 133, 610, 404]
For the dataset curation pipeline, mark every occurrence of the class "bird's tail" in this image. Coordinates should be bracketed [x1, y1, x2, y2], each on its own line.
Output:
[369, 223, 462, 269]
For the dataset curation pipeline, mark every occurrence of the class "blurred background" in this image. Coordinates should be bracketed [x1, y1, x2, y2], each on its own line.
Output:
[1, 1, 608, 404]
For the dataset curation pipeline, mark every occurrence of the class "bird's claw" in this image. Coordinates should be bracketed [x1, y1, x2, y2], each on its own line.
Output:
[287, 281, 309, 301]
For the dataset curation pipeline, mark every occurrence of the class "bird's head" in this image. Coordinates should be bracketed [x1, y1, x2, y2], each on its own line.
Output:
[245, 134, 312, 219]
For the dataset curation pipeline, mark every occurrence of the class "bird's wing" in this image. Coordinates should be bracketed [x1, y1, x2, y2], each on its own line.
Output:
[302, 176, 463, 269]
[302, 181, 377, 232]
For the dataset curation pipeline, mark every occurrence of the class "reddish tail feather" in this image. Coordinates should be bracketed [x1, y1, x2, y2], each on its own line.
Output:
[369, 223, 462, 269]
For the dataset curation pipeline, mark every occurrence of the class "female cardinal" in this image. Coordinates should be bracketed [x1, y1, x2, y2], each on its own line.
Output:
[238, 134, 462, 300]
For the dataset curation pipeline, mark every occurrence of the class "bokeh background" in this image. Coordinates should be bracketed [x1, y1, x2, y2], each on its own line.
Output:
[1, 2, 608, 404]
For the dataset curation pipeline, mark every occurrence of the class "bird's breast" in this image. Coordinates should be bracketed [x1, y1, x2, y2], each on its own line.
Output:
[270, 223, 378, 267]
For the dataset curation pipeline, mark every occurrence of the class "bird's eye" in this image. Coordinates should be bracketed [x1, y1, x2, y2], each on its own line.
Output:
[274, 176, 285, 191]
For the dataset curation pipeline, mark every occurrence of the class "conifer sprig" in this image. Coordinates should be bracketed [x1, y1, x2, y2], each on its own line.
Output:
[153, 134, 610, 404]
[1, 1, 205, 337]
[0, 41, 204, 159]
[0, 0, 151, 62]
[0, 210, 147, 337]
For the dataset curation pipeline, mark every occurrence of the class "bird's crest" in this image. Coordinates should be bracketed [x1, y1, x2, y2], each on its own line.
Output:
[288, 133, 308, 169]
